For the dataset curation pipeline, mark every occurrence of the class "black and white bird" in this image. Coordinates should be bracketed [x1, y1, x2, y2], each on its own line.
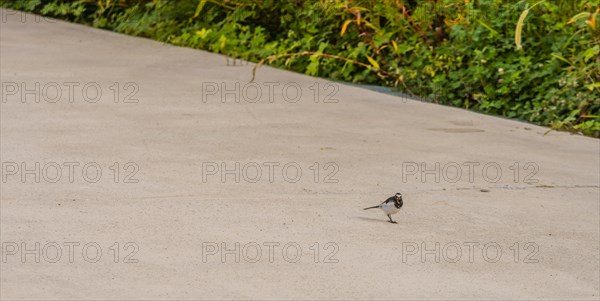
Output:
[363, 193, 404, 223]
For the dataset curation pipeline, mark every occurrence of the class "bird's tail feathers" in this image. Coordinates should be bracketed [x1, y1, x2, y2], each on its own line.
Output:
[363, 205, 379, 210]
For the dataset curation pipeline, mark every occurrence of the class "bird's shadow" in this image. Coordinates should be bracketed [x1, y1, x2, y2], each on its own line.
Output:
[353, 216, 393, 224]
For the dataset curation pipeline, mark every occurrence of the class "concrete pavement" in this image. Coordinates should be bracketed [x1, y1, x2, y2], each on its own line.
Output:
[1, 9, 599, 300]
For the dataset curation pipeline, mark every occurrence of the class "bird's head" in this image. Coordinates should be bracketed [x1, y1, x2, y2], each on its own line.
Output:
[395, 192, 402, 201]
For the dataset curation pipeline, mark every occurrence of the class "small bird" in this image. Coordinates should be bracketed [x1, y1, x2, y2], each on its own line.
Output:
[364, 193, 404, 223]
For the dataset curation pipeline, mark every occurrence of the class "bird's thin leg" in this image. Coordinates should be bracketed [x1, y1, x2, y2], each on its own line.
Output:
[388, 214, 397, 224]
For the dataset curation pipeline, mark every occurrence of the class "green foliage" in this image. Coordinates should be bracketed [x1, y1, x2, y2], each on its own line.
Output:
[2, 0, 598, 137]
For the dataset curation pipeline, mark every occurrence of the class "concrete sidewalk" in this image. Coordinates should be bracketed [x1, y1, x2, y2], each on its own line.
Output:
[1, 9, 599, 300]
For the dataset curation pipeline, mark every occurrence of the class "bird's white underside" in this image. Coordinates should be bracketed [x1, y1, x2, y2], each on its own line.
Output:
[379, 201, 400, 215]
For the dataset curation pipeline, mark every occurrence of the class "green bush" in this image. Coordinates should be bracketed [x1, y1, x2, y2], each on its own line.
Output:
[2, 0, 598, 137]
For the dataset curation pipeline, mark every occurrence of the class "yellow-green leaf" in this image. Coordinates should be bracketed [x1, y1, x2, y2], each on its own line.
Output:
[366, 55, 380, 70]
[196, 28, 211, 39]
[584, 83, 600, 91]
[551, 53, 574, 66]
[391, 40, 398, 52]
[567, 12, 590, 24]
[581, 114, 600, 118]
[477, 19, 498, 35]
[341, 20, 352, 36]
[193, 0, 207, 19]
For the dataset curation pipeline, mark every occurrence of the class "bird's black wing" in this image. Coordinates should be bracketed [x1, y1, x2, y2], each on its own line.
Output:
[382, 196, 396, 205]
